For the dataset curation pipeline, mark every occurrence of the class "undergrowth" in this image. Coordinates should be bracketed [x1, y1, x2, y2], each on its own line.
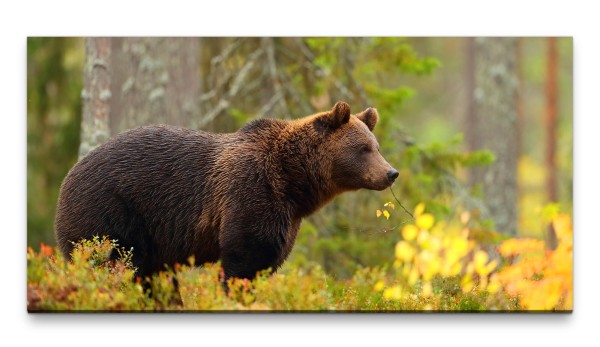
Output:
[27, 209, 572, 312]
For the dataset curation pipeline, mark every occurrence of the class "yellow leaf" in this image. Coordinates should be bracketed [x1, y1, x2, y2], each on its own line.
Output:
[486, 260, 498, 274]
[416, 213, 435, 230]
[422, 281, 433, 297]
[384, 202, 396, 210]
[487, 276, 501, 294]
[449, 262, 462, 276]
[414, 203, 426, 217]
[474, 250, 494, 277]
[401, 225, 418, 241]
[498, 238, 545, 257]
[461, 275, 474, 293]
[383, 210, 390, 220]
[383, 286, 402, 300]
[416, 229, 430, 247]
[376, 209, 382, 218]
[446, 238, 469, 263]
[395, 241, 415, 261]
[374, 281, 385, 292]
[408, 267, 419, 286]
[474, 250, 489, 268]
[553, 213, 572, 245]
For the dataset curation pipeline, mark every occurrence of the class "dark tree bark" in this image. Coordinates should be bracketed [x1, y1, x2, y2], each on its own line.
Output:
[79, 38, 112, 158]
[469, 37, 518, 236]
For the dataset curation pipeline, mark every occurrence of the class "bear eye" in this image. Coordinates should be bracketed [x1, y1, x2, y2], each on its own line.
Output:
[360, 145, 370, 153]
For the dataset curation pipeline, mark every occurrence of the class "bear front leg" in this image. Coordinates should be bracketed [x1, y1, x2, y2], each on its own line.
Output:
[220, 238, 280, 282]
[219, 217, 290, 285]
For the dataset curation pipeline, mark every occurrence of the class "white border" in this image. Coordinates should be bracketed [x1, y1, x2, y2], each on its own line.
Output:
[5, 1, 597, 346]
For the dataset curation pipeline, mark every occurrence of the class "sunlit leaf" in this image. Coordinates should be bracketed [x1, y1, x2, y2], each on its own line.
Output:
[542, 203, 560, 223]
[376, 209, 382, 218]
[461, 275, 474, 293]
[383, 210, 390, 220]
[383, 286, 402, 300]
[416, 213, 434, 230]
[401, 225, 418, 241]
[422, 281, 433, 298]
[553, 213, 572, 245]
[414, 203, 426, 217]
[498, 238, 545, 257]
[487, 275, 501, 294]
[395, 241, 415, 262]
[384, 202, 395, 210]
[408, 267, 419, 286]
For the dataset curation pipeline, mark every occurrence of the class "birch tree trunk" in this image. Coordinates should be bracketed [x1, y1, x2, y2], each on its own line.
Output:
[79, 37, 112, 159]
[79, 37, 201, 158]
[469, 37, 518, 235]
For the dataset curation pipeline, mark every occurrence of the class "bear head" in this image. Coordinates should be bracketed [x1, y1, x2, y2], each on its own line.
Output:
[313, 101, 399, 192]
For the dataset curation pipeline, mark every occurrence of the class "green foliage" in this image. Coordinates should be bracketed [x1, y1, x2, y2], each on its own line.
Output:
[397, 134, 494, 220]
[27, 37, 83, 246]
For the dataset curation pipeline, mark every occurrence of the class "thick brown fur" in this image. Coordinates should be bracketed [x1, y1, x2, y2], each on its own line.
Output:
[55, 101, 397, 281]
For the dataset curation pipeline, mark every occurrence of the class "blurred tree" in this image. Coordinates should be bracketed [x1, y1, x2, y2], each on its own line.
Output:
[468, 37, 518, 235]
[79, 37, 201, 158]
[79, 37, 111, 158]
[545, 37, 559, 249]
[27, 38, 83, 246]
[545, 37, 558, 203]
[110, 38, 201, 133]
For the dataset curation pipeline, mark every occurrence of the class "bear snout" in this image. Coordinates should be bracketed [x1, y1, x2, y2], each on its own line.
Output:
[387, 169, 399, 183]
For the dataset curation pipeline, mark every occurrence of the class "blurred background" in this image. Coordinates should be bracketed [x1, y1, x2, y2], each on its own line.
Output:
[27, 37, 572, 277]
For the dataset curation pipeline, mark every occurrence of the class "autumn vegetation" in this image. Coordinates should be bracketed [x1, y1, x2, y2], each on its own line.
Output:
[27, 202, 572, 312]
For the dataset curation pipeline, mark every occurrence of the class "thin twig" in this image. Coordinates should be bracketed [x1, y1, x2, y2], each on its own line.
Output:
[389, 187, 414, 219]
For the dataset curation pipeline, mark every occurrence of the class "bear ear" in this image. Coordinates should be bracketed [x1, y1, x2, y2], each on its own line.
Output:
[316, 101, 351, 130]
[356, 107, 379, 132]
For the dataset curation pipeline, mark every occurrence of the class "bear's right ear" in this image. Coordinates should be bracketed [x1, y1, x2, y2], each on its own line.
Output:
[316, 101, 351, 130]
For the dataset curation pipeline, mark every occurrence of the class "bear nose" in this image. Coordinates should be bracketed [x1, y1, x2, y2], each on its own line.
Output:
[387, 169, 399, 183]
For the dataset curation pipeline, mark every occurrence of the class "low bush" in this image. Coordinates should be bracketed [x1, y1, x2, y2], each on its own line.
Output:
[27, 207, 572, 312]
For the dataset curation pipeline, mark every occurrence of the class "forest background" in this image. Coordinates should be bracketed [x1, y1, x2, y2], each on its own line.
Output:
[27, 37, 572, 275]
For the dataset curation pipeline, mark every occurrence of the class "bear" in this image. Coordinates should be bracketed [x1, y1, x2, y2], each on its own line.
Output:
[54, 101, 398, 282]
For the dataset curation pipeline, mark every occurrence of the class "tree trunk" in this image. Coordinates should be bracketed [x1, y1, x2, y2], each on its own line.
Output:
[465, 38, 478, 187]
[545, 37, 558, 203]
[79, 37, 201, 158]
[79, 37, 112, 159]
[109, 37, 201, 134]
[470, 37, 518, 236]
[545, 37, 559, 249]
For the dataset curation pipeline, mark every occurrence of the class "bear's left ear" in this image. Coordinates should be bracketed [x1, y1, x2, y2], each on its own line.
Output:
[356, 108, 379, 131]
[316, 101, 351, 130]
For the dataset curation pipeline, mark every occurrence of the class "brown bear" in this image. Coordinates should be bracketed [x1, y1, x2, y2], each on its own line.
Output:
[55, 101, 398, 282]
